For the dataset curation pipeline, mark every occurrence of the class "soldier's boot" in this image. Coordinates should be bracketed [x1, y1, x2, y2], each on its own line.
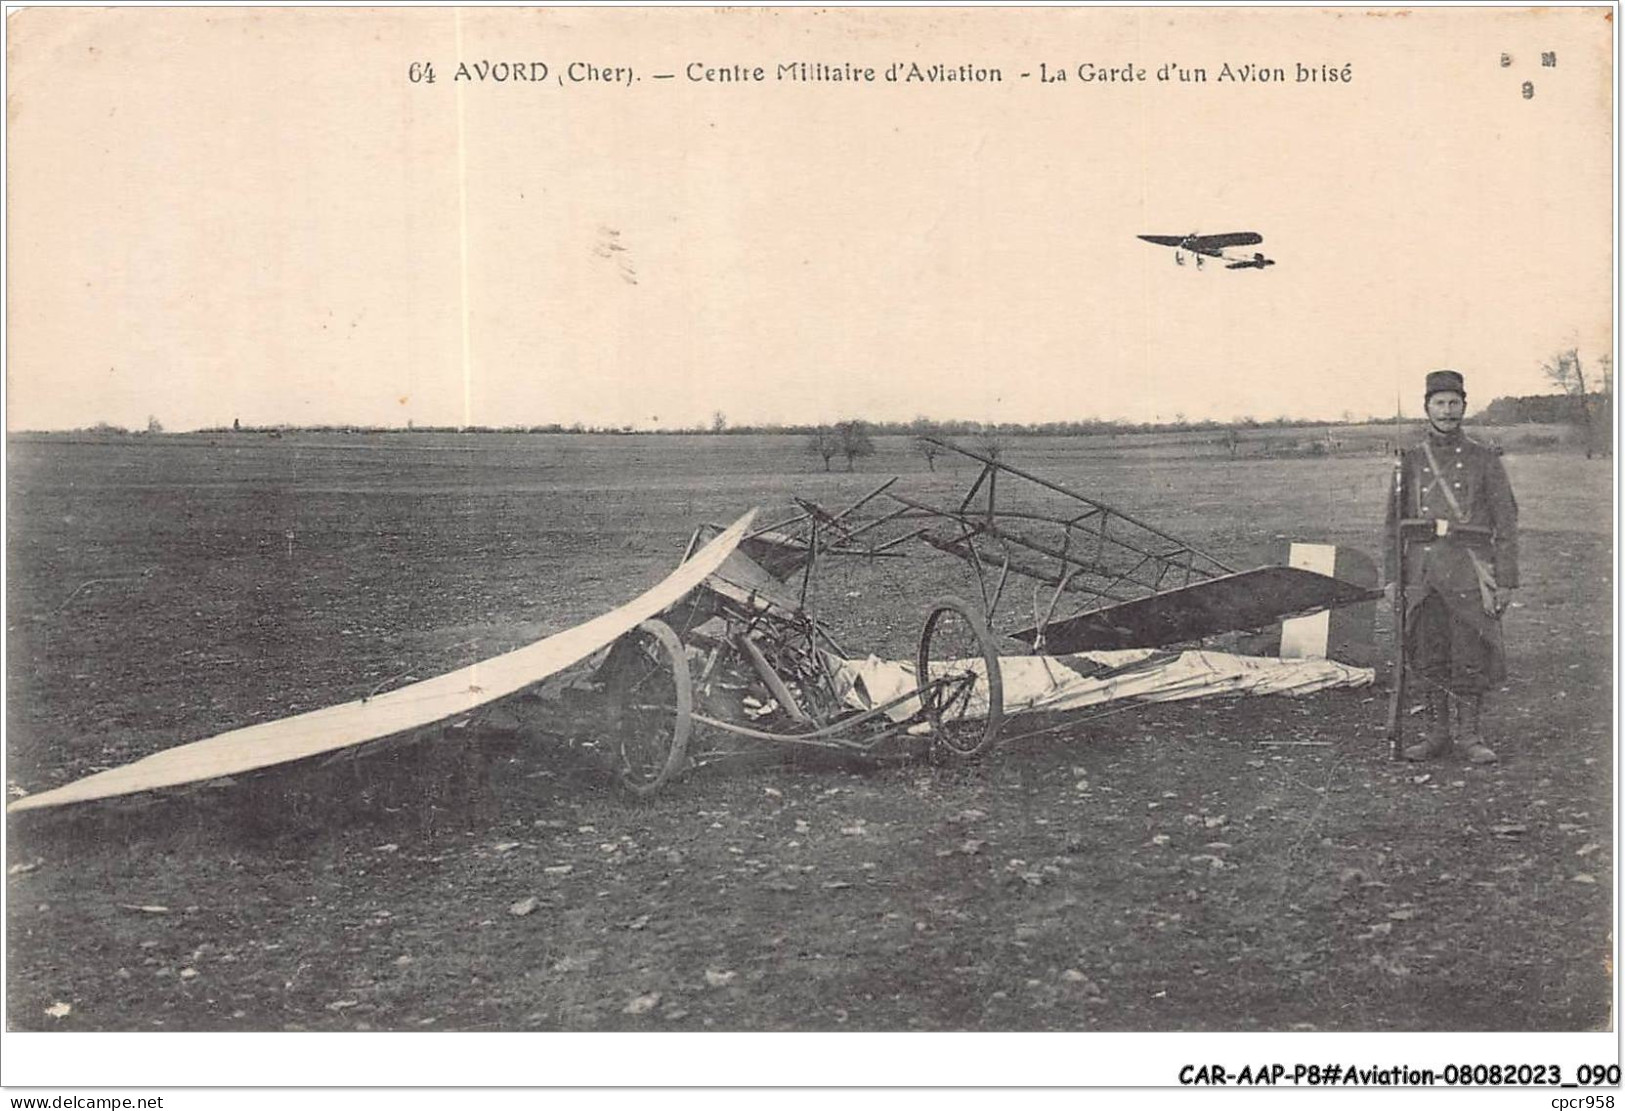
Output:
[1457, 694, 1498, 764]
[1404, 689, 1453, 761]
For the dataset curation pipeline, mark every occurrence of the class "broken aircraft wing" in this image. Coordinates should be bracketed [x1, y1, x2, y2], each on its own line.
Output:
[1009, 565, 1383, 653]
[7, 510, 758, 813]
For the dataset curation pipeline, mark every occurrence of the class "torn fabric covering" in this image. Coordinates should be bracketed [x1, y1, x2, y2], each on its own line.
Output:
[828, 650, 1374, 723]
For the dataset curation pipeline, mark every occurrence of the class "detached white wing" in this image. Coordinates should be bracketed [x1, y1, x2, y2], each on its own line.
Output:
[9, 510, 757, 813]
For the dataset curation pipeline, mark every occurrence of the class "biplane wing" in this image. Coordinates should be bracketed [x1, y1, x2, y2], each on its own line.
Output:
[1139, 232, 1264, 258]
[7, 510, 758, 813]
[1008, 566, 1383, 653]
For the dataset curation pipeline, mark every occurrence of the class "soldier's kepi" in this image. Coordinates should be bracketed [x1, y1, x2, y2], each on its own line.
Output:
[1384, 369, 1519, 763]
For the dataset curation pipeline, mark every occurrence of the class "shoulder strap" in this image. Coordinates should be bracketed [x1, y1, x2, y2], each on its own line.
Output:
[1420, 438, 1468, 522]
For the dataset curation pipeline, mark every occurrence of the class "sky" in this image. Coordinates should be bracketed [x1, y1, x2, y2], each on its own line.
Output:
[6, 7, 1615, 432]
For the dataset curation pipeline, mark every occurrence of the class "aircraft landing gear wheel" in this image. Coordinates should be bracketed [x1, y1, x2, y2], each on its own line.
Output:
[916, 595, 1004, 759]
[604, 618, 693, 797]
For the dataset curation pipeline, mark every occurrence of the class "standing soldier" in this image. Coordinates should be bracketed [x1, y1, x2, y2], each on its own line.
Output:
[1384, 370, 1519, 763]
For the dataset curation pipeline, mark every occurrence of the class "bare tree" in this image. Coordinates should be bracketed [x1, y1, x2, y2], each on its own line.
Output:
[836, 420, 875, 471]
[909, 416, 944, 471]
[145, 415, 164, 434]
[710, 410, 728, 434]
[1542, 348, 1596, 458]
[806, 426, 840, 471]
[914, 435, 945, 471]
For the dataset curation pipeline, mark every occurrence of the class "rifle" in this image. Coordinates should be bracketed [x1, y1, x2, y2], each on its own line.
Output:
[1384, 457, 1406, 759]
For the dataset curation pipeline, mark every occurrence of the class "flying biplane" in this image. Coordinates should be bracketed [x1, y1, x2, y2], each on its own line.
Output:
[1139, 232, 1274, 270]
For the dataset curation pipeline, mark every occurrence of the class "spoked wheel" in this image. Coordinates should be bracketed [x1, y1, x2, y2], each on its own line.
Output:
[916, 595, 1004, 759]
[602, 618, 693, 797]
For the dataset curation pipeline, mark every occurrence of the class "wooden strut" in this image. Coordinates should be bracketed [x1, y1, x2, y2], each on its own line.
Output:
[690, 672, 946, 746]
[1098, 553, 1156, 603]
[829, 476, 900, 525]
[792, 546, 909, 560]
[958, 463, 993, 515]
[794, 477, 899, 538]
[738, 476, 897, 550]
[810, 621, 852, 660]
[681, 526, 707, 563]
[798, 517, 818, 613]
[888, 490, 1160, 592]
[950, 514, 992, 613]
[988, 548, 1013, 618]
[876, 503, 1191, 552]
[867, 527, 932, 554]
[746, 511, 812, 537]
[819, 505, 932, 556]
[737, 633, 811, 723]
[1034, 564, 1081, 650]
[917, 532, 1138, 607]
[690, 713, 911, 751]
[839, 504, 911, 540]
[884, 491, 1214, 589]
[920, 437, 1238, 574]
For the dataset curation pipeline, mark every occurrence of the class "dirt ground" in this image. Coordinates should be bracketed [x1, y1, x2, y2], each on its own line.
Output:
[4, 432, 1613, 1031]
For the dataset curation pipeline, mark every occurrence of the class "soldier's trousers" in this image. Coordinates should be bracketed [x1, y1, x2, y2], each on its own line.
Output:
[1408, 589, 1502, 695]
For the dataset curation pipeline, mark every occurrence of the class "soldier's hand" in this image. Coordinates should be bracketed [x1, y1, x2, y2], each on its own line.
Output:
[1493, 587, 1516, 615]
[1383, 582, 1398, 608]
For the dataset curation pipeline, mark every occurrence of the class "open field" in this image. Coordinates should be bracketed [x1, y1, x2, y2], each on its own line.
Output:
[5, 431, 1613, 1032]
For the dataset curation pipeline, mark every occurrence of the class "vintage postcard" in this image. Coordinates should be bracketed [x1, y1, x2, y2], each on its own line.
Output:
[4, 5, 1615, 1097]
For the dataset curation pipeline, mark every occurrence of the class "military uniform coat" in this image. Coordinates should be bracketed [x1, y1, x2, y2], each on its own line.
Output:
[1383, 427, 1519, 684]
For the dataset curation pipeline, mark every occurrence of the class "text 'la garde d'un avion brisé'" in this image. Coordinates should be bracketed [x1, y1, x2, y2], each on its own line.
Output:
[408, 59, 1354, 87]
